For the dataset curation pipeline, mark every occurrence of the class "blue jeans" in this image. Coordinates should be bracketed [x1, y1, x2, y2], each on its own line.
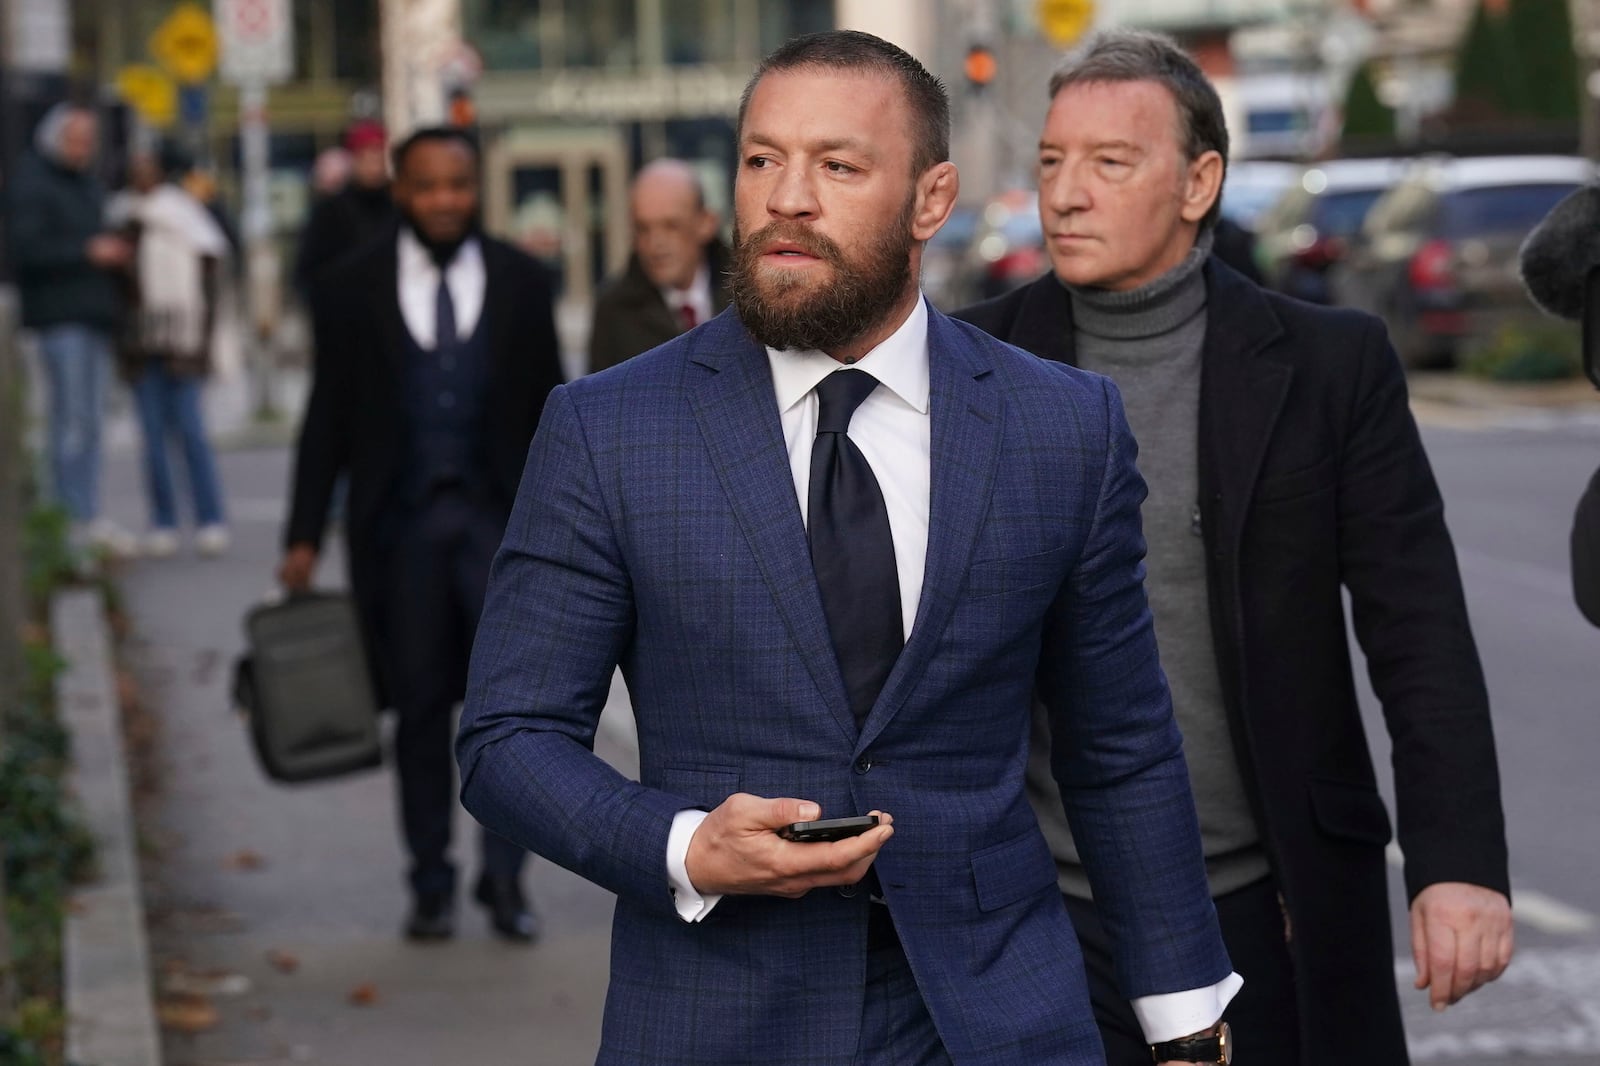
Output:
[37, 324, 111, 522]
[132, 365, 226, 529]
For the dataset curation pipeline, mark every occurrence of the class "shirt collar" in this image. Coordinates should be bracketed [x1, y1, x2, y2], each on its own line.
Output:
[660, 262, 711, 310]
[768, 295, 930, 416]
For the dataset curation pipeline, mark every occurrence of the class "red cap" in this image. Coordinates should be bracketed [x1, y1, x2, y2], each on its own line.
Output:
[343, 120, 386, 152]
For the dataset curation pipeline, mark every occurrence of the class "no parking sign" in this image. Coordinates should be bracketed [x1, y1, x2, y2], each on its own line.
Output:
[214, 0, 292, 86]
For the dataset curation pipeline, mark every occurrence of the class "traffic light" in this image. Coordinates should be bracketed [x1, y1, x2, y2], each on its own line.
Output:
[965, 44, 998, 93]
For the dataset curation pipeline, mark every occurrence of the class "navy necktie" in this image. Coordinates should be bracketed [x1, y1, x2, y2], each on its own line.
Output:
[808, 369, 903, 728]
[434, 275, 456, 352]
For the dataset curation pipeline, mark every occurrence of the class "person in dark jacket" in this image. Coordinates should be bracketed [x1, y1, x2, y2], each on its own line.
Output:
[956, 30, 1511, 1066]
[5, 103, 138, 557]
[1516, 183, 1600, 626]
[278, 128, 564, 943]
[586, 158, 731, 372]
[292, 120, 394, 297]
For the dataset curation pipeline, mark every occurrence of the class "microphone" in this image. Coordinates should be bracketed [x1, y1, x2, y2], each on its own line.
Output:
[1519, 184, 1600, 321]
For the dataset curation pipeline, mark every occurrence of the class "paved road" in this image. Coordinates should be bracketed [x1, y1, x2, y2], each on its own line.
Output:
[97, 378, 1600, 1064]
[1362, 420, 1600, 1065]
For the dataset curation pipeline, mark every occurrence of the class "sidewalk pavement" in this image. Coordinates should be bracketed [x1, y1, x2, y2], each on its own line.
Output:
[101, 438, 639, 1064]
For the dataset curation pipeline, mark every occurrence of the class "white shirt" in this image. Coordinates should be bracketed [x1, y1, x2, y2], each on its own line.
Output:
[663, 295, 1240, 1043]
[657, 262, 714, 330]
[396, 228, 485, 348]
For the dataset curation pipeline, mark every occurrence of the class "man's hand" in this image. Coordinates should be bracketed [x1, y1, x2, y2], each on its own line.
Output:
[278, 543, 319, 593]
[684, 794, 893, 898]
[1410, 881, 1514, 1010]
[86, 234, 131, 269]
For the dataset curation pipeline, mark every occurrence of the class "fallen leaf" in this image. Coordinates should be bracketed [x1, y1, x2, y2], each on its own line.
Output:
[158, 991, 219, 1033]
[266, 949, 300, 974]
[348, 983, 378, 1007]
[224, 849, 266, 871]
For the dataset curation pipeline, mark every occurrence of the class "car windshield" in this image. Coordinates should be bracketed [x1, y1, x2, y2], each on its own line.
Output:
[1311, 188, 1388, 237]
[1439, 183, 1580, 237]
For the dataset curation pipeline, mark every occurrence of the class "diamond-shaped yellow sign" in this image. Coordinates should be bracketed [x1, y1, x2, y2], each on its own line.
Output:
[151, 3, 218, 85]
[1037, 0, 1095, 48]
[117, 64, 178, 126]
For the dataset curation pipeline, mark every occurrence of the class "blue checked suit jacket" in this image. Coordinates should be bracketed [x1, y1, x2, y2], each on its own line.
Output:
[457, 303, 1231, 1065]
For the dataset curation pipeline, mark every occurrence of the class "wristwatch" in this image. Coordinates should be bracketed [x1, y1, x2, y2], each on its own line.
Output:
[1150, 1021, 1231, 1063]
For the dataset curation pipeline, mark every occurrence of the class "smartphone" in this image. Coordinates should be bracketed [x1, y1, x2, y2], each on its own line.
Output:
[776, 815, 880, 843]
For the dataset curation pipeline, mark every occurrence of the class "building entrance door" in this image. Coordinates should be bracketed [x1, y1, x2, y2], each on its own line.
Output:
[485, 127, 630, 373]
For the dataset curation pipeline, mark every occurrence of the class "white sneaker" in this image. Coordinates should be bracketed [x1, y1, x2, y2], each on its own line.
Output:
[143, 529, 181, 558]
[195, 524, 231, 557]
[86, 518, 140, 560]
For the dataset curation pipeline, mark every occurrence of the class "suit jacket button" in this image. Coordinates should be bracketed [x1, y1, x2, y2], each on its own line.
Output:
[853, 758, 872, 774]
[836, 882, 859, 898]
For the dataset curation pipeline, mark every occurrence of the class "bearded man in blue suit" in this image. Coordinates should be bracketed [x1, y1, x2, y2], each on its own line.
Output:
[458, 30, 1237, 1066]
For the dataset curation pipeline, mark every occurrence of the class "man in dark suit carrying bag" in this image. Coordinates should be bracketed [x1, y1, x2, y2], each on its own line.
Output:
[279, 127, 564, 943]
[460, 31, 1237, 1066]
[957, 30, 1511, 1065]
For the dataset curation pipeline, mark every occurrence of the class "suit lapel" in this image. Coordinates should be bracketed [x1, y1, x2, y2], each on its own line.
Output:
[859, 309, 1002, 750]
[481, 240, 510, 372]
[686, 313, 857, 744]
[373, 234, 409, 380]
[1197, 261, 1290, 555]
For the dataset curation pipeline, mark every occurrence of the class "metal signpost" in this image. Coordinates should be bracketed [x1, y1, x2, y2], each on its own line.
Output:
[215, 0, 291, 419]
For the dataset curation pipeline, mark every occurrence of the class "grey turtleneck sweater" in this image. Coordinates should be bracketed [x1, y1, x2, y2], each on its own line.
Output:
[1027, 232, 1271, 900]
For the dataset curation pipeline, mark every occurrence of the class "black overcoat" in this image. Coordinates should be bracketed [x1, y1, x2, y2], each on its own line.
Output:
[956, 259, 1509, 1066]
[285, 228, 564, 702]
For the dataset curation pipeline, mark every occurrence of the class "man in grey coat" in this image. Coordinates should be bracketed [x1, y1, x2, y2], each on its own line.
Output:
[586, 158, 731, 373]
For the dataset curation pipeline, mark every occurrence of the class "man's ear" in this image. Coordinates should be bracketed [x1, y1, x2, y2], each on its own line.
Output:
[912, 162, 960, 242]
[1180, 150, 1224, 225]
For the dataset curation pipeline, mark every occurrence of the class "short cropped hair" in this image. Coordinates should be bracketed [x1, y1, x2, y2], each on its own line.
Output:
[738, 30, 950, 177]
[1049, 29, 1229, 228]
[391, 126, 480, 176]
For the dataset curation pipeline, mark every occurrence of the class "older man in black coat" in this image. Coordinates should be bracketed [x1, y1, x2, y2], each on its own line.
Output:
[957, 31, 1511, 1066]
[280, 128, 563, 943]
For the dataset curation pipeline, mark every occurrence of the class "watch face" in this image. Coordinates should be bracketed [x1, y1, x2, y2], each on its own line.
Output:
[1219, 1021, 1232, 1064]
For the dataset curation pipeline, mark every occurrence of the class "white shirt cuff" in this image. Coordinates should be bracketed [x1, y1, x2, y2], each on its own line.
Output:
[1131, 971, 1244, 1045]
[666, 808, 724, 922]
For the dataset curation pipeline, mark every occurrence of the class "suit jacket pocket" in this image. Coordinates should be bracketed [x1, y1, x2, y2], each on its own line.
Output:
[965, 544, 1071, 601]
[1253, 455, 1336, 506]
[1308, 777, 1393, 845]
[653, 764, 741, 811]
[972, 830, 1057, 912]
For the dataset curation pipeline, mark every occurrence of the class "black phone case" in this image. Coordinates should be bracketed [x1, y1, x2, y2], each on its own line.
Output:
[777, 815, 879, 843]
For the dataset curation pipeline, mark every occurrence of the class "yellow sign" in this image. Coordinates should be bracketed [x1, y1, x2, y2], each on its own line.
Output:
[1037, 0, 1095, 48]
[117, 64, 178, 126]
[151, 3, 218, 84]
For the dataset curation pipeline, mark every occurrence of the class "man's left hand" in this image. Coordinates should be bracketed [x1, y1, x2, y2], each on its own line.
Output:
[1410, 881, 1514, 1010]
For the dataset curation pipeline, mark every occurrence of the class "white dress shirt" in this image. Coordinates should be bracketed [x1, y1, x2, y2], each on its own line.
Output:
[662, 295, 1240, 1043]
[397, 228, 485, 348]
[657, 262, 714, 330]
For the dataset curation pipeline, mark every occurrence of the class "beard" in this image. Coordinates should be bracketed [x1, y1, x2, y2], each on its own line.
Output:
[729, 197, 916, 354]
[400, 209, 482, 268]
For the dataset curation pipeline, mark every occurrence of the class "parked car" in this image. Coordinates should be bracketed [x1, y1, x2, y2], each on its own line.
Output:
[1254, 157, 1413, 304]
[963, 189, 1048, 302]
[1219, 159, 1301, 231]
[1333, 155, 1596, 367]
[922, 204, 980, 310]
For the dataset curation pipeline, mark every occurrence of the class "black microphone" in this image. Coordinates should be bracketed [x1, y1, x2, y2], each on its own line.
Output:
[1519, 183, 1600, 321]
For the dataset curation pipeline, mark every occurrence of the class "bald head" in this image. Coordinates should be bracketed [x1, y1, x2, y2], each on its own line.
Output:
[630, 158, 719, 292]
